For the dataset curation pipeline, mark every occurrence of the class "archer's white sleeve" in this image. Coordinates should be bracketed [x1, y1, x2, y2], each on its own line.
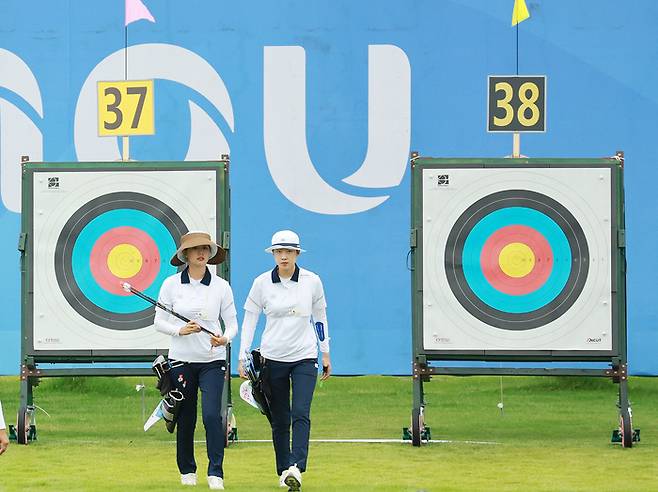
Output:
[221, 313, 238, 343]
[153, 278, 183, 337]
[244, 277, 263, 314]
[0, 400, 6, 430]
[219, 285, 238, 343]
[238, 310, 260, 360]
[312, 277, 329, 353]
[312, 306, 330, 353]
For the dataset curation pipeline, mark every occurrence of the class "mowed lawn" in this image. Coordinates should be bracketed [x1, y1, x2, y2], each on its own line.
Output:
[0, 375, 656, 491]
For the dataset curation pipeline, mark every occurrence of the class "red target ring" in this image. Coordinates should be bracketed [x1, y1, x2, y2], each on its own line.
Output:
[89, 226, 160, 295]
[480, 225, 553, 295]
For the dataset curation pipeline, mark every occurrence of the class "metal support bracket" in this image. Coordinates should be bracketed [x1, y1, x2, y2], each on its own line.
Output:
[412, 360, 431, 382]
[17, 233, 27, 252]
[606, 362, 627, 383]
[20, 363, 42, 379]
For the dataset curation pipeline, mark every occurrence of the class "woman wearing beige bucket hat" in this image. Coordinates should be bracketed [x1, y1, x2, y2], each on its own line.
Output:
[238, 230, 331, 491]
[154, 231, 237, 490]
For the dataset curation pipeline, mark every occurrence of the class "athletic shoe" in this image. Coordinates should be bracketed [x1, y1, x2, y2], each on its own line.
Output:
[181, 473, 197, 486]
[279, 474, 288, 487]
[207, 476, 224, 490]
[283, 465, 302, 491]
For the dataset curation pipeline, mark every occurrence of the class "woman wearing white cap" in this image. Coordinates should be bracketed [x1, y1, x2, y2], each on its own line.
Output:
[238, 230, 331, 491]
[154, 231, 237, 490]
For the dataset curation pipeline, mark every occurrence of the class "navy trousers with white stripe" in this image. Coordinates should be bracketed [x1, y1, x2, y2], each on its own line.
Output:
[264, 358, 317, 475]
[169, 360, 226, 478]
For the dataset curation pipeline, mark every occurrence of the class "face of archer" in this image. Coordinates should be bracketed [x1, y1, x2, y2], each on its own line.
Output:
[185, 245, 211, 268]
[272, 248, 299, 271]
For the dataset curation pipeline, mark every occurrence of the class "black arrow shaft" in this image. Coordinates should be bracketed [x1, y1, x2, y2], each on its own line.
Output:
[128, 286, 217, 336]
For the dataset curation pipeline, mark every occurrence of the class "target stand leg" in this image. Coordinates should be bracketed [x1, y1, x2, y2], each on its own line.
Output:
[411, 406, 426, 446]
[610, 361, 638, 447]
[407, 359, 430, 446]
[224, 404, 237, 446]
[16, 365, 38, 444]
[618, 378, 633, 448]
[221, 356, 237, 447]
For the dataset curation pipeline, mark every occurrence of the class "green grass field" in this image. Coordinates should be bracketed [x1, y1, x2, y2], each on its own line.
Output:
[0, 375, 656, 491]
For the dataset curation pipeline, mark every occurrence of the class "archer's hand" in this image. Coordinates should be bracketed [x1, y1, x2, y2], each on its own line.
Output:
[238, 360, 247, 379]
[179, 322, 201, 336]
[321, 352, 332, 381]
[0, 429, 9, 455]
[210, 335, 228, 347]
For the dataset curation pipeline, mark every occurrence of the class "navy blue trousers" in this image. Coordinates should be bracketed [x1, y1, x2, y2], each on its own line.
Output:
[169, 360, 226, 478]
[264, 358, 317, 475]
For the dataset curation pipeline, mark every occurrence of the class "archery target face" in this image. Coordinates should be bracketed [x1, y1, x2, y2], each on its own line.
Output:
[32, 169, 219, 351]
[422, 167, 612, 352]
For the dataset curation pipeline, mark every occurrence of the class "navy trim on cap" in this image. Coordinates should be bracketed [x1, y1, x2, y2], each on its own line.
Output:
[181, 267, 212, 286]
[271, 264, 300, 283]
[271, 242, 301, 249]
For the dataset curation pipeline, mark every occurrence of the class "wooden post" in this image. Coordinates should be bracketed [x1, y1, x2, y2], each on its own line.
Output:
[122, 136, 130, 161]
[512, 132, 521, 158]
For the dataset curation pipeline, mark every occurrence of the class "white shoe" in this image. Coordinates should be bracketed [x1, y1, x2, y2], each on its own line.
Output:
[279, 474, 288, 487]
[181, 473, 197, 486]
[283, 465, 302, 491]
[207, 476, 224, 490]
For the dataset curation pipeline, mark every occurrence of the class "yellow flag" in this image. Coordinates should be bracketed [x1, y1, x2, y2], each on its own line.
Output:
[512, 0, 530, 26]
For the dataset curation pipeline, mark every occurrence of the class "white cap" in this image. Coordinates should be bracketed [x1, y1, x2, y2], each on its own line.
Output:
[265, 230, 306, 253]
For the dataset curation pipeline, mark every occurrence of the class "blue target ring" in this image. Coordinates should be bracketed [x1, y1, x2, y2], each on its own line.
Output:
[444, 190, 589, 330]
[72, 209, 176, 313]
[462, 207, 570, 313]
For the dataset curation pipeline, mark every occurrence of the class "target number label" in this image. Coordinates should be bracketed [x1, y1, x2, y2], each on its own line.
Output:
[97, 80, 155, 136]
[487, 76, 546, 132]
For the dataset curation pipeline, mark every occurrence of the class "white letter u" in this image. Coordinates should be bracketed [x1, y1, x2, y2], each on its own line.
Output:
[263, 45, 410, 215]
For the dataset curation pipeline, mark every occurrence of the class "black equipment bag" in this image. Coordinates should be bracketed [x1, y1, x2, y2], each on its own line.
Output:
[249, 349, 272, 423]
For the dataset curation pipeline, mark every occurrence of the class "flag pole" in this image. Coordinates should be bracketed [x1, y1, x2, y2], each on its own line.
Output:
[513, 10, 520, 158]
[122, 0, 155, 161]
[123, 10, 130, 161]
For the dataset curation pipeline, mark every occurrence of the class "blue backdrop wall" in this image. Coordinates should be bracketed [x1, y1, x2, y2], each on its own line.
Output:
[0, 1, 656, 375]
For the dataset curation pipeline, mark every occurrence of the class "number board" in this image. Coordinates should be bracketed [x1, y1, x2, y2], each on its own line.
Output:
[487, 75, 546, 132]
[97, 80, 155, 136]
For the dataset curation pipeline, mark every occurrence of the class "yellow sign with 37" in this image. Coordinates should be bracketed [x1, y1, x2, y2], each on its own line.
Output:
[97, 80, 155, 136]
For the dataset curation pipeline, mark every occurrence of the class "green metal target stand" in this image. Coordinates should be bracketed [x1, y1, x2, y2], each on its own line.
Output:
[408, 151, 638, 447]
[14, 157, 235, 445]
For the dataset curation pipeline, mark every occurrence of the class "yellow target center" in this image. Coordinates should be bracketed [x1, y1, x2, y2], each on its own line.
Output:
[499, 242, 535, 278]
[107, 244, 143, 279]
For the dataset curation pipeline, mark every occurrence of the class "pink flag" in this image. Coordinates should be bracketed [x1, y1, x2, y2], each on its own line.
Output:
[125, 0, 155, 26]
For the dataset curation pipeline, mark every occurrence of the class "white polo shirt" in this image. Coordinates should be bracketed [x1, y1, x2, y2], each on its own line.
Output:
[0, 400, 5, 430]
[243, 265, 327, 362]
[154, 267, 238, 363]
